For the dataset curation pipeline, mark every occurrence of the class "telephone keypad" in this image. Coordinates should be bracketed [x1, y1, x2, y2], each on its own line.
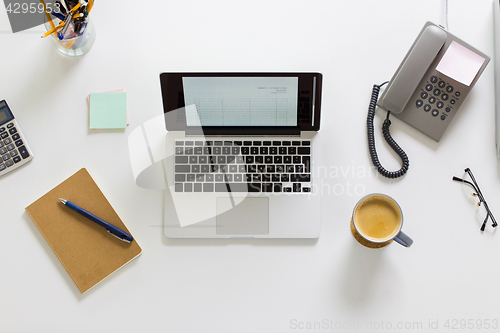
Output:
[415, 75, 461, 122]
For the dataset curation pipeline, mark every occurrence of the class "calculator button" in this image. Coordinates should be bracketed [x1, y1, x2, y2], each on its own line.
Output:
[441, 94, 449, 101]
[0, 141, 3, 148]
[433, 89, 441, 96]
[0, 127, 4, 132]
[441, 115, 446, 120]
[11, 133, 19, 141]
[8, 127, 17, 135]
[10, 150, 17, 157]
[15, 139, 24, 147]
[438, 81, 446, 88]
[455, 91, 461, 97]
[0, 147, 6, 155]
[425, 84, 433, 91]
[430, 76, 438, 83]
[429, 97, 436, 104]
[446, 86, 454, 93]
[6, 123, 14, 129]
[18, 146, 30, 159]
[420, 91, 428, 99]
[3, 154, 10, 161]
[450, 99, 456, 105]
[432, 110, 439, 117]
[416, 99, 423, 107]
[437, 101, 444, 109]
[5, 159, 14, 167]
[12, 156, 21, 163]
[4, 138, 11, 145]
[7, 143, 14, 151]
[0, 163, 5, 171]
[1, 132, 8, 139]
[424, 104, 431, 112]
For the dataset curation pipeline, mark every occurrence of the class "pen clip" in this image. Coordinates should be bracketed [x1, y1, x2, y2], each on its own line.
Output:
[107, 230, 131, 243]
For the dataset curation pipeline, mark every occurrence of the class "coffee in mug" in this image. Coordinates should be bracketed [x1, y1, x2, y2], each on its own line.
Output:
[351, 193, 413, 248]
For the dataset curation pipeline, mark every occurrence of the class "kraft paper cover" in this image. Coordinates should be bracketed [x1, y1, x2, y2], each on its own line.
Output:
[25, 168, 142, 293]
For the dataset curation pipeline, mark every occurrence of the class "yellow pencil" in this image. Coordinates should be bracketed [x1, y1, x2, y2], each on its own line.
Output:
[40, 0, 57, 38]
[41, 21, 65, 38]
[87, 0, 94, 13]
[70, 1, 83, 14]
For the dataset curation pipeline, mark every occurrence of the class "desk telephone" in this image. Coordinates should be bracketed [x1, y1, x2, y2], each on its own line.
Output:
[368, 22, 490, 178]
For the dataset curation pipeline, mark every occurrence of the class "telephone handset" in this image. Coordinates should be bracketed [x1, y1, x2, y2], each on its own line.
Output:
[368, 22, 490, 178]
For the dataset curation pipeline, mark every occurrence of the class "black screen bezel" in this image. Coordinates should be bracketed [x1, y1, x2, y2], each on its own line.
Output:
[159, 72, 322, 135]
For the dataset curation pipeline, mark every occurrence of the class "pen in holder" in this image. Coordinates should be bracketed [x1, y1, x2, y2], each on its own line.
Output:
[42, 2, 96, 56]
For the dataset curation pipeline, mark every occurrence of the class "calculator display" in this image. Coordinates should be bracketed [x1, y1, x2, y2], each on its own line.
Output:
[0, 106, 13, 125]
[0, 110, 7, 123]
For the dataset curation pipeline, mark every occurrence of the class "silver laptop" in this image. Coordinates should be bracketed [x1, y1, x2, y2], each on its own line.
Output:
[160, 73, 323, 238]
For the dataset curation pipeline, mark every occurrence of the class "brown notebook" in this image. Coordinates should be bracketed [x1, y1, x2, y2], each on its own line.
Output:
[26, 168, 142, 294]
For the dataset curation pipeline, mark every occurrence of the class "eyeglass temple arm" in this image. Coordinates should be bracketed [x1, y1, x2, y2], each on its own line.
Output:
[452, 176, 480, 195]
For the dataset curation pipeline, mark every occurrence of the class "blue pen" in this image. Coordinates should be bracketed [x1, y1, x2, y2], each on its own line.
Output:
[59, 198, 134, 243]
[50, 11, 65, 21]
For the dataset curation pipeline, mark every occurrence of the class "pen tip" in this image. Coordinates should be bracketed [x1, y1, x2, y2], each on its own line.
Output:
[59, 198, 66, 204]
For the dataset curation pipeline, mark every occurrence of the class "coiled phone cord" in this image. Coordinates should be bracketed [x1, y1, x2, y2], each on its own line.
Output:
[367, 82, 409, 179]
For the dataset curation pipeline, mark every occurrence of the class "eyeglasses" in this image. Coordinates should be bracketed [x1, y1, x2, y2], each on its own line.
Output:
[452, 168, 497, 231]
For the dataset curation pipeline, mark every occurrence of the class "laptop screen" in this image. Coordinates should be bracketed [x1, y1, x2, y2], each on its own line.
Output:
[183, 77, 299, 127]
[160, 73, 322, 135]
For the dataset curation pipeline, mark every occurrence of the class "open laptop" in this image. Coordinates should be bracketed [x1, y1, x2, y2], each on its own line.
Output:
[160, 72, 323, 238]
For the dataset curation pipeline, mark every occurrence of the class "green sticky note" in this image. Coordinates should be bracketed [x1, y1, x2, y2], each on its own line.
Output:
[89, 92, 127, 129]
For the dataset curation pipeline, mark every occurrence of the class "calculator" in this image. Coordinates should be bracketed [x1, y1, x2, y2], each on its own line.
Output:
[0, 100, 33, 175]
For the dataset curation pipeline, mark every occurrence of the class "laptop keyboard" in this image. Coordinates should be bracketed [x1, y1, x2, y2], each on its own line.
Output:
[174, 140, 311, 193]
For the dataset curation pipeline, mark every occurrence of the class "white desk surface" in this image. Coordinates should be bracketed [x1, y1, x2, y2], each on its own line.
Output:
[1, 0, 500, 332]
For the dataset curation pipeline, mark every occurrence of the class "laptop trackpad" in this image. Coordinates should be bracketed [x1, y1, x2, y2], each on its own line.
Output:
[216, 197, 269, 235]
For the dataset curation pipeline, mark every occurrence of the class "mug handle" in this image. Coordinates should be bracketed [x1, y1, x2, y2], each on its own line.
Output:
[393, 231, 413, 247]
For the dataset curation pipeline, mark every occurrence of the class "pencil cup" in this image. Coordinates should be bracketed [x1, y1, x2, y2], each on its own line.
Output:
[43, 15, 96, 56]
